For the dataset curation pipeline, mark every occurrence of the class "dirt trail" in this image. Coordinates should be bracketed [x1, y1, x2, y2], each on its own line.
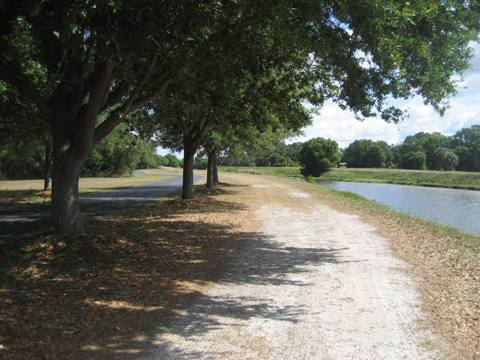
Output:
[144, 174, 444, 359]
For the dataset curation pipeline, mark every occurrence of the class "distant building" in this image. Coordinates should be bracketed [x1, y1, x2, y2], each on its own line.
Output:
[338, 162, 347, 168]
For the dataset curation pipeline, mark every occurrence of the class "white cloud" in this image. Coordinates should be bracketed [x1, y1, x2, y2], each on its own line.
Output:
[292, 43, 480, 148]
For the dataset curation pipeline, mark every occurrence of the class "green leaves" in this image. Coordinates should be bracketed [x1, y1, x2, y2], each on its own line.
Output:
[299, 138, 341, 177]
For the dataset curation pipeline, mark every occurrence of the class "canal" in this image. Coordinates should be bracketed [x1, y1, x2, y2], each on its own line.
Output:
[320, 181, 480, 237]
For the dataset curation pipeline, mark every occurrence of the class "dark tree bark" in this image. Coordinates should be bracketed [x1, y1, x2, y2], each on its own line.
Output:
[182, 138, 196, 199]
[206, 150, 215, 190]
[213, 152, 219, 184]
[51, 137, 88, 234]
[43, 141, 52, 191]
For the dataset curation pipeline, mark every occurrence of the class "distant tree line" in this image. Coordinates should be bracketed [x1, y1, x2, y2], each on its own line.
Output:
[343, 125, 480, 171]
[219, 133, 341, 177]
[220, 141, 303, 168]
[223, 125, 480, 172]
[0, 125, 181, 181]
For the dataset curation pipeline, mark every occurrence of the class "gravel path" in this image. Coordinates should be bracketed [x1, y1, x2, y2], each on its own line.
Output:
[144, 177, 442, 359]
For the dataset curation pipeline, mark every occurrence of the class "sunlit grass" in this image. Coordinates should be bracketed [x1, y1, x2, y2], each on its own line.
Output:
[0, 168, 180, 205]
[221, 166, 480, 190]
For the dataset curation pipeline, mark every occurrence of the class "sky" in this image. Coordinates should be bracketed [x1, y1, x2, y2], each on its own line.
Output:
[158, 43, 480, 156]
[291, 43, 480, 148]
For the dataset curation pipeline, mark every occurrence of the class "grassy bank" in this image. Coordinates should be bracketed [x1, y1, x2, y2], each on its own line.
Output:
[322, 167, 480, 190]
[221, 166, 480, 190]
[0, 168, 177, 205]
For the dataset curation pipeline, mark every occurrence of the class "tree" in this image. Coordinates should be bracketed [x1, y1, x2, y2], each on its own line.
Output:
[256, 153, 295, 167]
[399, 132, 451, 169]
[2, 1, 479, 233]
[0, 83, 52, 189]
[432, 147, 459, 171]
[82, 125, 159, 177]
[375, 141, 394, 167]
[400, 151, 427, 170]
[219, 129, 303, 168]
[283, 142, 304, 165]
[452, 125, 480, 171]
[149, 49, 313, 198]
[1, 1, 269, 232]
[162, 154, 182, 168]
[201, 132, 222, 190]
[299, 138, 340, 177]
[343, 139, 390, 168]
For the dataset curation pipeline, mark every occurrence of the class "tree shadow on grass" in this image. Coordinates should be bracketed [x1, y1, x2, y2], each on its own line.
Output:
[0, 190, 347, 359]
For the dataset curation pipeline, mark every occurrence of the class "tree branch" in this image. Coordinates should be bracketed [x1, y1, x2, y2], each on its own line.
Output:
[102, 81, 129, 110]
[93, 109, 122, 144]
[70, 59, 114, 156]
[129, 76, 174, 111]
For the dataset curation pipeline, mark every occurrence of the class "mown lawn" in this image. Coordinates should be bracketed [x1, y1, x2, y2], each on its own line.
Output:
[0, 169, 177, 205]
[221, 166, 480, 190]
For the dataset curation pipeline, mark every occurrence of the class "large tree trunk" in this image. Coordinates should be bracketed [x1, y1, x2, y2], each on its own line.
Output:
[206, 150, 215, 190]
[182, 139, 196, 199]
[43, 141, 52, 191]
[51, 136, 88, 235]
[213, 152, 219, 184]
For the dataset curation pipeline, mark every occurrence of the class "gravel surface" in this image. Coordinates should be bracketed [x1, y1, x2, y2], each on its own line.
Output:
[144, 177, 443, 359]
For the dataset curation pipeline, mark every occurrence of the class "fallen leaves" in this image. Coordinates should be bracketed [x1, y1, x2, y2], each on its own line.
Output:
[0, 184, 254, 359]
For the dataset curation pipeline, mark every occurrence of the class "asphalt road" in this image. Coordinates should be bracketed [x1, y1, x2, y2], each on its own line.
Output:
[0, 172, 202, 247]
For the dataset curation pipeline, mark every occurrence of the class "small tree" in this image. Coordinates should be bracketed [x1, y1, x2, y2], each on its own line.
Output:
[400, 151, 427, 170]
[432, 147, 459, 171]
[400, 132, 451, 169]
[343, 139, 389, 168]
[299, 138, 340, 177]
[452, 125, 480, 171]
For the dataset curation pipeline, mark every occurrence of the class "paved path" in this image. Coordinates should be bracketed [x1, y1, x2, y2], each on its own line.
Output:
[0, 173, 202, 247]
[144, 174, 443, 360]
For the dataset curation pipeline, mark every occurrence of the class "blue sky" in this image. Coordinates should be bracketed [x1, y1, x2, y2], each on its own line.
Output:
[292, 43, 480, 148]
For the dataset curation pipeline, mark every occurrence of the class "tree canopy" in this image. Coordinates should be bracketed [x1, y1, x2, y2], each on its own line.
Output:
[300, 138, 341, 177]
[343, 140, 391, 168]
[1, 0, 479, 233]
[452, 125, 480, 171]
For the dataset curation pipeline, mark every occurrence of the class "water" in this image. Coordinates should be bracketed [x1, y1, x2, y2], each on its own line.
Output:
[320, 181, 480, 237]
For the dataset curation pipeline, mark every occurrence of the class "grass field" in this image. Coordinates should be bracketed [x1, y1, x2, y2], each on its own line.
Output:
[221, 166, 480, 190]
[221, 166, 301, 179]
[0, 168, 177, 205]
[322, 167, 480, 190]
